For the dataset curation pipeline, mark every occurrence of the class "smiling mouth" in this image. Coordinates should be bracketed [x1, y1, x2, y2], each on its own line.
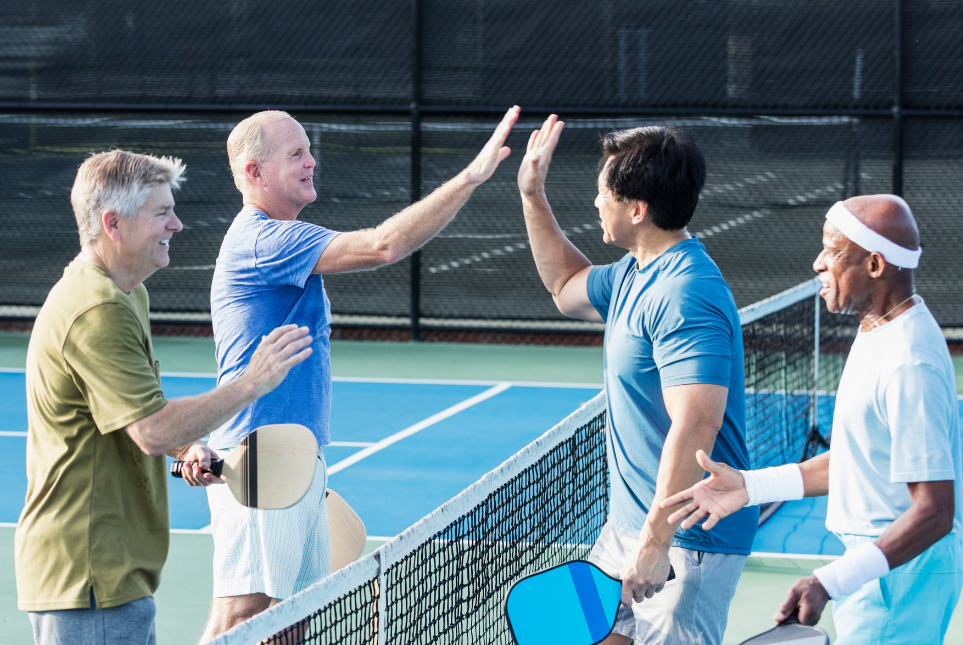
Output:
[160, 240, 170, 246]
[301, 177, 313, 184]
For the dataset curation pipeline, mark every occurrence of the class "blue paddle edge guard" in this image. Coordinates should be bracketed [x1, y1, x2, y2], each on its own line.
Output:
[504, 561, 676, 645]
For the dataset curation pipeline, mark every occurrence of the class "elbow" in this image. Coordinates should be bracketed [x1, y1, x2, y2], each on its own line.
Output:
[125, 424, 167, 457]
[372, 233, 407, 266]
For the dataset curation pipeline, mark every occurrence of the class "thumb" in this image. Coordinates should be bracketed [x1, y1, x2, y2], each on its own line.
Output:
[696, 449, 723, 475]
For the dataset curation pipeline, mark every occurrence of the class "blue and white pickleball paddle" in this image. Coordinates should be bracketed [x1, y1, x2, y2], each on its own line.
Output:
[504, 561, 675, 645]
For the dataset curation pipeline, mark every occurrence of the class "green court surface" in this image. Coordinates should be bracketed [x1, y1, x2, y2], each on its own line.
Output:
[1, 332, 961, 644]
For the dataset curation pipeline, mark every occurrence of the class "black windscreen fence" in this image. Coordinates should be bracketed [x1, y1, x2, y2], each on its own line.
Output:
[1, 1, 961, 330]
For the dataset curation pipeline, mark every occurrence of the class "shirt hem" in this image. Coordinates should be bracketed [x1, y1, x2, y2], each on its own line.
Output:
[890, 470, 957, 482]
[98, 397, 168, 434]
[19, 590, 152, 612]
[659, 374, 731, 389]
[608, 521, 752, 555]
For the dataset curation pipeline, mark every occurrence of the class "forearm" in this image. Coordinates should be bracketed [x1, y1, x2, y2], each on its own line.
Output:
[372, 171, 477, 263]
[643, 421, 721, 546]
[800, 451, 831, 496]
[521, 193, 592, 295]
[128, 376, 258, 456]
[875, 481, 954, 568]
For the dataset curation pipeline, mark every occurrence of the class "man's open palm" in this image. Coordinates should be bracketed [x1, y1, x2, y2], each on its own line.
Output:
[660, 450, 750, 530]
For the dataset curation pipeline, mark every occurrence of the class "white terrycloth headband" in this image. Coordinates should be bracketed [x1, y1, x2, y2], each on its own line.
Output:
[825, 202, 921, 269]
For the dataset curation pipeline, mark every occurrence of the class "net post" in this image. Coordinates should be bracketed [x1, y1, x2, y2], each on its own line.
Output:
[376, 548, 387, 645]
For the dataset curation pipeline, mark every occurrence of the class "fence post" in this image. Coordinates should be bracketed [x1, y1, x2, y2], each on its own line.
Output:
[811, 293, 821, 438]
[892, 0, 903, 196]
[409, 0, 423, 341]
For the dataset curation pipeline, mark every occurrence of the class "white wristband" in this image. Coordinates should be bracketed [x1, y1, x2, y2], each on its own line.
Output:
[739, 464, 804, 506]
[813, 543, 890, 600]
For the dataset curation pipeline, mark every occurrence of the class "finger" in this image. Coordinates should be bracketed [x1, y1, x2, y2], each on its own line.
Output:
[680, 507, 708, 531]
[281, 346, 313, 370]
[272, 327, 311, 354]
[263, 324, 299, 345]
[620, 582, 634, 608]
[527, 129, 539, 153]
[701, 513, 720, 531]
[666, 500, 698, 524]
[497, 146, 511, 162]
[536, 114, 557, 148]
[774, 586, 800, 622]
[489, 106, 519, 147]
[278, 333, 314, 361]
[696, 449, 724, 474]
[660, 490, 694, 509]
[543, 120, 564, 152]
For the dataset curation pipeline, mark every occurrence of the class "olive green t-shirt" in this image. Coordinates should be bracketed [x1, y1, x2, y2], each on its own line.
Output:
[15, 260, 169, 611]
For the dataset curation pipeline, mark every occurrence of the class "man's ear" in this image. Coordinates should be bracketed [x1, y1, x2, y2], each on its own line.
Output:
[101, 210, 123, 242]
[245, 160, 263, 187]
[867, 252, 887, 279]
[631, 200, 648, 225]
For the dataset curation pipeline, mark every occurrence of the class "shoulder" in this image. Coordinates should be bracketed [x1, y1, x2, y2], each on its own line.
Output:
[41, 262, 141, 331]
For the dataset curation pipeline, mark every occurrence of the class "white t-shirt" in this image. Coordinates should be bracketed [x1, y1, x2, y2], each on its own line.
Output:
[826, 301, 961, 537]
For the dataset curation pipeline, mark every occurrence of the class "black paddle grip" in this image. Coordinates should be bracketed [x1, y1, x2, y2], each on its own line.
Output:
[170, 459, 224, 478]
[667, 565, 676, 582]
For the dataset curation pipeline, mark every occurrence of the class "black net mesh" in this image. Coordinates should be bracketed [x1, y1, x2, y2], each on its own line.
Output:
[742, 298, 815, 469]
[1, 0, 959, 327]
[259, 407, 607, 645]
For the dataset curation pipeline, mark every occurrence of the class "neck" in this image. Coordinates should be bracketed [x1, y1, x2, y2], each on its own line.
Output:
[242, 191, 301, 221]
[857, 283, 918, 332]
[77, 244, 144, 294]
[629, 226, 691, 269]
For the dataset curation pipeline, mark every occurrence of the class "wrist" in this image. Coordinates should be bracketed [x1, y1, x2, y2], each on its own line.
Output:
[813, 543, 890, 600]
[740, 463, 804, 506]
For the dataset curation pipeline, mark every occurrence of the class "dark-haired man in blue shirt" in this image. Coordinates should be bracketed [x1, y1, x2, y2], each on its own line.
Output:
[516, 116, 756, 645]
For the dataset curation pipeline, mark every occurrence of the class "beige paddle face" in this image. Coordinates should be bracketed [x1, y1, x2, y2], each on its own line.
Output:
[326, 489, 366, 571]
[220, 424, 318, 509]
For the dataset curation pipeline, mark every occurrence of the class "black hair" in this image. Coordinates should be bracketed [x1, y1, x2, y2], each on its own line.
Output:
[599, 126, 706, 231]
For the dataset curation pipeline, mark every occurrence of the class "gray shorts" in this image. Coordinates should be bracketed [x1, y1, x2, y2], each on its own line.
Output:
[586, 523, 746, 645]
[29, 591, 156, 645]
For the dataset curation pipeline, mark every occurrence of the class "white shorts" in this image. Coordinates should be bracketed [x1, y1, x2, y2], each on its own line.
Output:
[207, 448, 330, 600]
[586, 522, 746, 645]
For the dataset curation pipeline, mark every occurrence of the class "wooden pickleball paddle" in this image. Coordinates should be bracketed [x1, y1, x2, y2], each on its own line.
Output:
[504, 561, 675, 645]
[170, 423, 318, 509]
[326, 489, 367, 571]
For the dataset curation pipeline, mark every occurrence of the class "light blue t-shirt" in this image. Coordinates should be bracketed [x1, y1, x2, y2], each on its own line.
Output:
[208, 208, 340, 449]
[587, 239, 758, 555]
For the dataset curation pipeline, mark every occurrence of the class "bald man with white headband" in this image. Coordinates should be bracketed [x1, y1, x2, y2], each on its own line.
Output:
[661, 195, 963, 643]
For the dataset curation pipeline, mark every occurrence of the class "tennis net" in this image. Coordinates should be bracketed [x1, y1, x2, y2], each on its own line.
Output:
[209, 276, 852, 645]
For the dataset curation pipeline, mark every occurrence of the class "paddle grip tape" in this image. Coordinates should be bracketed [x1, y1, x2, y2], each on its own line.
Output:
[169, 459, 224, 478]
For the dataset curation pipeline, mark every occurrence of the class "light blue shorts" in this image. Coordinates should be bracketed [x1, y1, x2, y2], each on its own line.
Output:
[832, 532, 963, 644]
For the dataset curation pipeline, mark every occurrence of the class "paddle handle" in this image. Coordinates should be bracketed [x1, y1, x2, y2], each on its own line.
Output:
[667, 566, 676, 582]
[170, 459, 224, 478]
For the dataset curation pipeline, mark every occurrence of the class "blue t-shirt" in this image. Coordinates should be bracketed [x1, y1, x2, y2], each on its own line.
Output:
[587, 239, 758, 554]
[208, 208, 340, 449]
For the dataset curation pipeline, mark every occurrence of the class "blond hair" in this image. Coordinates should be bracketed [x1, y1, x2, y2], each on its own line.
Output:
[70, 150, 185, 246]
[227, 110, 292, 190]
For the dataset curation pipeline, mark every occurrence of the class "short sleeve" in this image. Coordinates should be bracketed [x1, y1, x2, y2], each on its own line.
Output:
[653, 285, 734, 389]
[63, 304, 167, 433]
[256, 219, 340, 288]
[887, 362, 957, 483]
[587, 255, 633, 321]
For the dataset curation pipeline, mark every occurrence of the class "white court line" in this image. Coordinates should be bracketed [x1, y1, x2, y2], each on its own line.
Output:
[333, 376, 603, 389]
[170, 526, 212, 534]
[328, 441, 375, 448]
[328, 382, 512, 475]
[0, 522, 16, 528]
[0, 431, 26, 437]
[749, 551, 839, 561]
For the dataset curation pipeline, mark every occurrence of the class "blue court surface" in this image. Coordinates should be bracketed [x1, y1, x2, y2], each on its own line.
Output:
[0, 370, 601, 538]
[3, 369, 961, 554]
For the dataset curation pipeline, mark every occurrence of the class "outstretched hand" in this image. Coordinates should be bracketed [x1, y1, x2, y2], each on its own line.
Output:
[659, 449, 749, 530]
[517, 114, 565, 197]
[464, 106, 520, 185]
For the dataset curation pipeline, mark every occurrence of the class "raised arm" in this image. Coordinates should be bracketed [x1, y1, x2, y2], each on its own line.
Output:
[517, 115, 601, 322]
[313, 106, 520, 275]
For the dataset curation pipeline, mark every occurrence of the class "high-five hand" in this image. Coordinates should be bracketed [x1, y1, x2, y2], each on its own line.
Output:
[464, 106, 521, 185]
[517, 114, 565, 197]
[659, 449, 750, 530]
